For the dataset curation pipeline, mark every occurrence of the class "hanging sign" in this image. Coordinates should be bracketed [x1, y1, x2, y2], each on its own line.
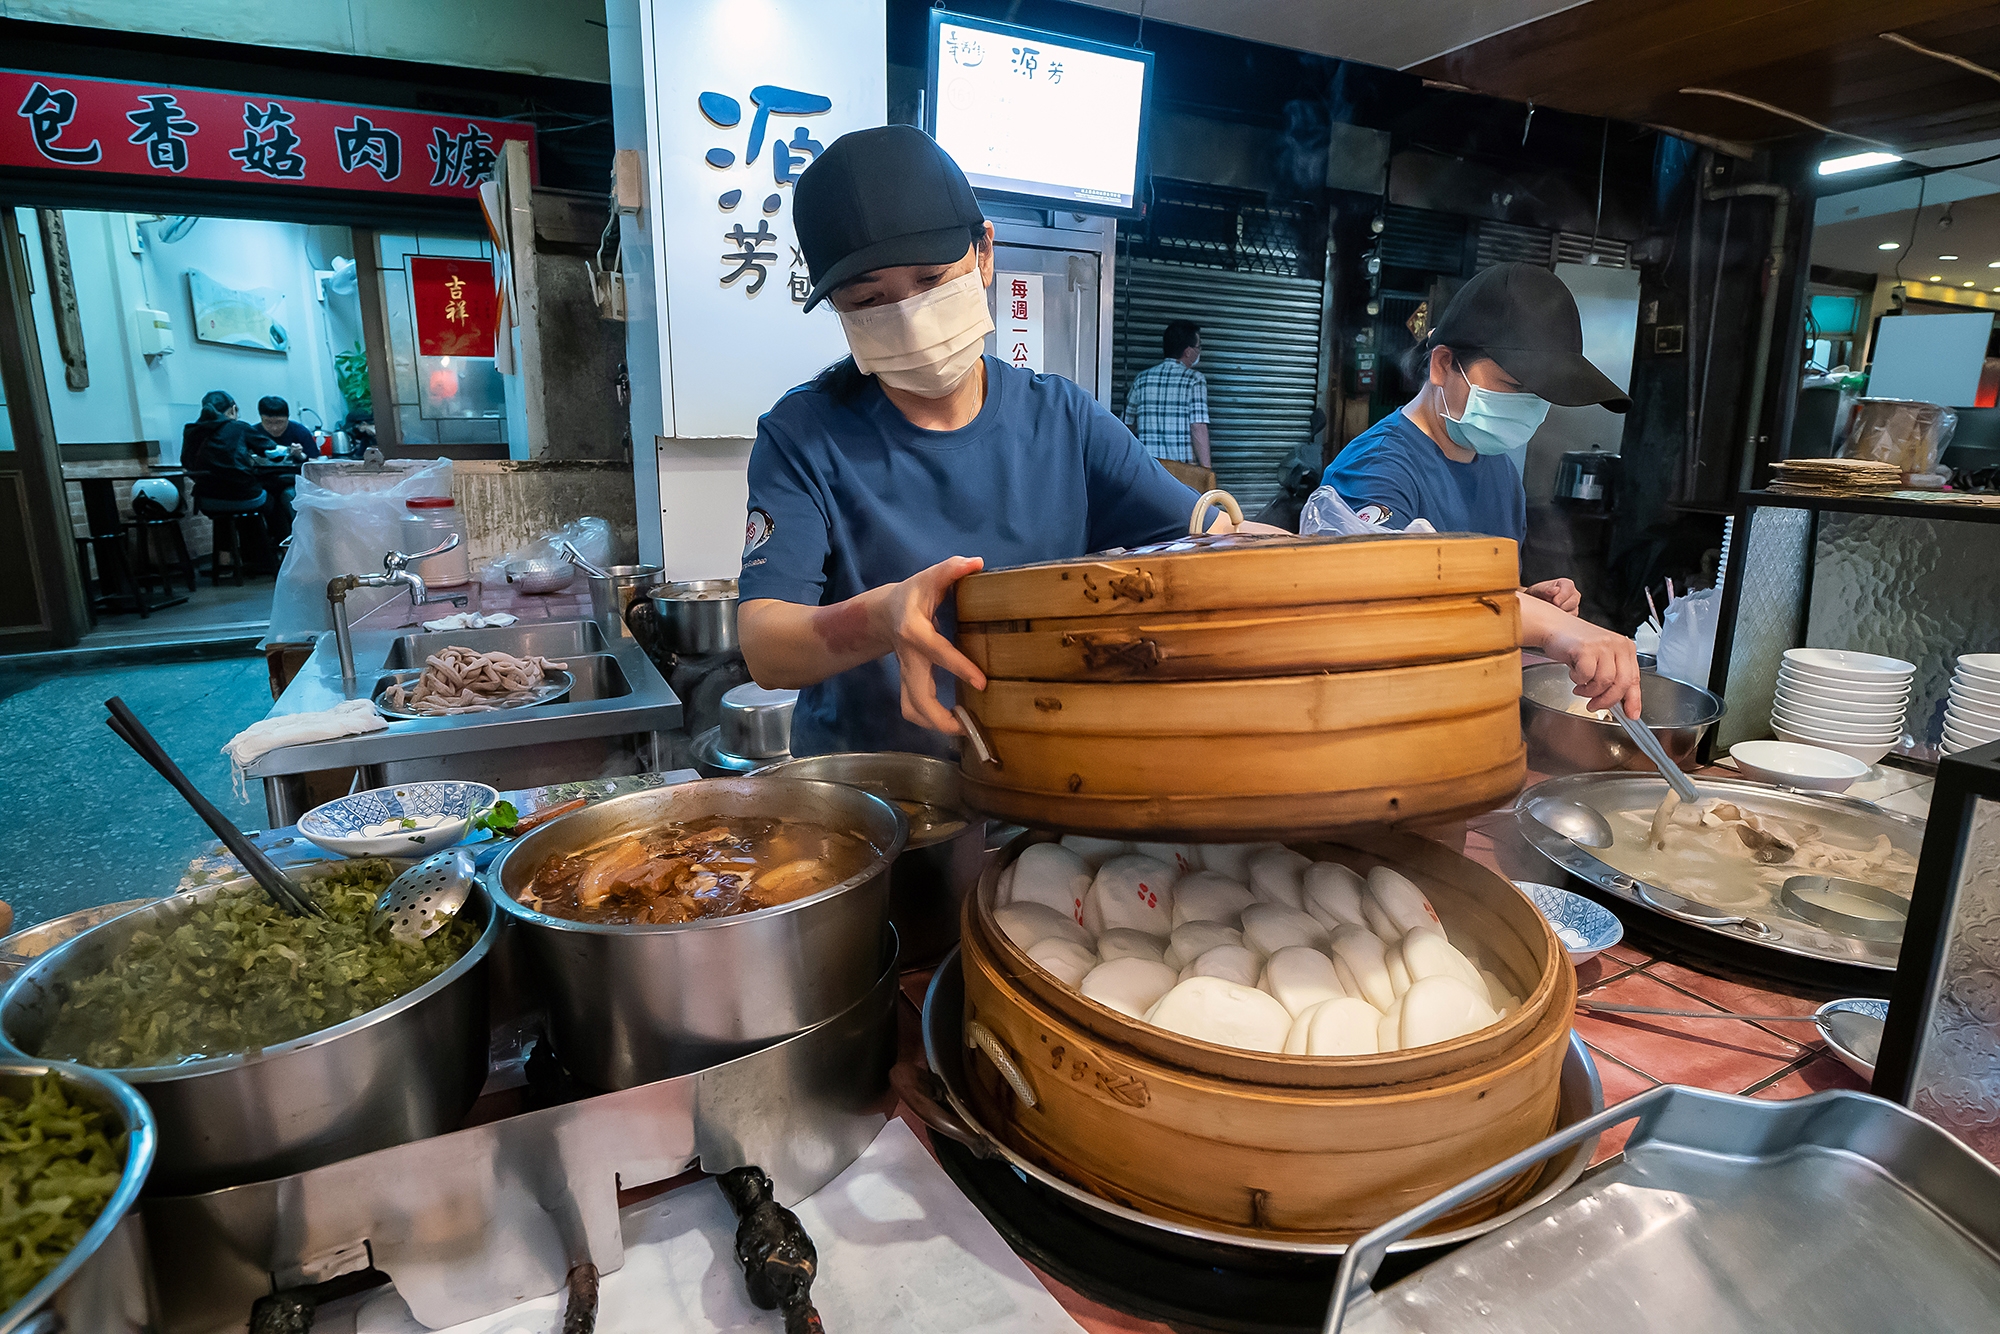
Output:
[2, 70, 536, 199]
[996, 271, 1043, 373]
[410, 256, 497, 356]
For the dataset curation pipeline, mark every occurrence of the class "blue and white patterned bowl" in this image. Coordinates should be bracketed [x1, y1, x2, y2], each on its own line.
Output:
[298, 781, 498, 858]
[1815, 997, 1888, 1080]
[1514, 880, 1625, 965]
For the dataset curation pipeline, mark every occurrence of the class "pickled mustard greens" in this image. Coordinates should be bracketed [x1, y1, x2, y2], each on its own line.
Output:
[37, 861, 477, 1069]
[0, 1075, 122, 1306]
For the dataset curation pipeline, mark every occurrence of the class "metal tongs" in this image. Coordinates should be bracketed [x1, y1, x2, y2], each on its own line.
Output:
[104, 697, 322, 918]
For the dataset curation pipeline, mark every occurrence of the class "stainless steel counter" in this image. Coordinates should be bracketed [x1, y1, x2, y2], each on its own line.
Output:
[250, 621, 682, 824]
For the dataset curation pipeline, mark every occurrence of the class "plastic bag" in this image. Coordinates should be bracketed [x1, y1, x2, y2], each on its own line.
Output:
[265, 458, 453, 645]
[475, 516, 615, 588]
[1297, 485, 1438, 538]
[1655, 587, 1720, 688]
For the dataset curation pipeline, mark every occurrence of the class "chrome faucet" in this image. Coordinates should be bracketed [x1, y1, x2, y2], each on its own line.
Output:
[328, 536, 470, 685]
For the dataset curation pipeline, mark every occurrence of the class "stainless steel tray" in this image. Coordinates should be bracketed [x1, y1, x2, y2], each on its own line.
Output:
[372, 666, 574, 720]
[141, 949, 898, 1334]
[916, 950, 1604, 1266]
[1326, 1084, 2000, 1333]
[1514, 772, 1926, 971]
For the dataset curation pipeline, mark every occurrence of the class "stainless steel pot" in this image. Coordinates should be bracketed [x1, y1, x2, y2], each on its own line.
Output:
[485, 778, 906, 1089]
[0, 1061, 156, 1334]
[752, 752, 982, 967]
[720, 683, 797, 760]
[1521, 662, 1725, 776]
[626, 578, 740, 659]
[0, 861, 496, 1195]
[587, 564, 665, 644]
[0, 900, 158, 985]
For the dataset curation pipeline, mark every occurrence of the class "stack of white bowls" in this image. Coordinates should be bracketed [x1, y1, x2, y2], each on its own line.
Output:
[1943, 654, 2000, 756]
[1771, 648, 1915, 765]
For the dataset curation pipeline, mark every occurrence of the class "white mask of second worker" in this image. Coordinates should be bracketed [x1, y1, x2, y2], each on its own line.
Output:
[836, 269, 994, 398]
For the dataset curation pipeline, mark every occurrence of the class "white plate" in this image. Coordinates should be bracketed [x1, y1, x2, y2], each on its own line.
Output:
[1783, 647, 1918, 683]
[1776, 665, 1912, 701]
[1772, 724, 1895, 765]
[1770, 705, 1903, 743]
[1944, 684, 2000, 716]
[1771, 688, 1907, 726]
[1729, 740, 1871, 793]
[1944, 707, 2000, 742]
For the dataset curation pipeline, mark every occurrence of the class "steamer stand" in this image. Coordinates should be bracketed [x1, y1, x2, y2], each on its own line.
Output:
[906, 514, 1599, 1328]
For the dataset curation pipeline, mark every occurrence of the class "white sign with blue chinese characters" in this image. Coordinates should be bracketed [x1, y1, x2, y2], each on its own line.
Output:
[624, 0, 885, 577]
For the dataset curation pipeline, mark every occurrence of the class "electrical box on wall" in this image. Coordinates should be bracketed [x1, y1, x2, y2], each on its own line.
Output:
[134, 306, 174, 358]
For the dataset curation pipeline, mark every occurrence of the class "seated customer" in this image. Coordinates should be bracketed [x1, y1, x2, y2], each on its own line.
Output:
[254, 395, 316, 458]
[182, 390, 283, 568]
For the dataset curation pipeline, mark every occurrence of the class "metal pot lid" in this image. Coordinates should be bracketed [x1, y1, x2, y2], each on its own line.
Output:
[1513, 772, 1925, 971]
[720, 683, 797, 759]
[693, 724, 781, 776]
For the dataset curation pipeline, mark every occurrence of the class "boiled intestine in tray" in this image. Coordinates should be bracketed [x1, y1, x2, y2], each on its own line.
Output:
[996, 839, 1523, 1056]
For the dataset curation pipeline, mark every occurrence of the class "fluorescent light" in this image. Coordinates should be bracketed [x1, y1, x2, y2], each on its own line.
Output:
[1932, 275, 1944, 281]
[1819, 151, 1902, 175]
[1940, 254, 1961, 260]
[1966, 281, 1977, 288]
[1990, 261, 2000, 268]
[1879, 241, 1902, 250]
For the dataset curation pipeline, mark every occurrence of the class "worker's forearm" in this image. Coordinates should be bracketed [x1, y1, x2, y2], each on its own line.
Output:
[739, 593, 893, 690]
[1191, 423, 1212, 469]
[1516, 589, 1558, 650]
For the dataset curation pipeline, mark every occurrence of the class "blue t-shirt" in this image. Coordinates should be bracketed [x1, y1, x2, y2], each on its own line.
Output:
[740, 357, 1199, 758]
[1323, 409, 1525, 543]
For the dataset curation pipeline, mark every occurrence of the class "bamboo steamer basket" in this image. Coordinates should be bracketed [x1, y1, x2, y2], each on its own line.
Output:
[953, 529, 1527, 838]
[959, 827, 1575, 1239]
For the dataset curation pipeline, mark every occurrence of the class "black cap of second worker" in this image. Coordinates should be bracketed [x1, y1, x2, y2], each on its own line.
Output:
[793, 126, 985, 312]
[1430, 263, 1631, 411]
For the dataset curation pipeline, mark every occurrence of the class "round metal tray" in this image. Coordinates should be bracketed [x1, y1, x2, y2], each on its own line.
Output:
[1513, 772, 1926, 973]
[919, 949, 1604, 1267]
[372, 668, 573, 721]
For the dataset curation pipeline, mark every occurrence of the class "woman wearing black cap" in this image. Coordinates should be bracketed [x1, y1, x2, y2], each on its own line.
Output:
[1325, 263, 1643, 717]
[737, 126, 1240, 758]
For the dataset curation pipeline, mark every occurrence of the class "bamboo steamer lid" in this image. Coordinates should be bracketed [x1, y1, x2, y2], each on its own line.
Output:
[955, 530, 1519, 625]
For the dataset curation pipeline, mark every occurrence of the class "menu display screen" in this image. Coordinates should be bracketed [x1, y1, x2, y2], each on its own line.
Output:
[927, 12, 1153, 216]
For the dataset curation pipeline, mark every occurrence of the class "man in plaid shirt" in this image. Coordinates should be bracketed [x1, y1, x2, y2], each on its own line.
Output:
[1122, 319, 1212, 487]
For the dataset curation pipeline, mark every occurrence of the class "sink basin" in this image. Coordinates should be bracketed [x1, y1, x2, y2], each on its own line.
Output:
[383, 621, 609, 669]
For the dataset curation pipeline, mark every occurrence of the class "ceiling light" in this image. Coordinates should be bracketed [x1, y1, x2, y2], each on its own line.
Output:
[1932, 275, 1944, 281]
[1818, 151, 1902, 175]
[1965, 281, 1977, 288]
[1940, 254, 1961, 261]
[1879, 241, 1902, 250]
[1990, 261, 2000, 268]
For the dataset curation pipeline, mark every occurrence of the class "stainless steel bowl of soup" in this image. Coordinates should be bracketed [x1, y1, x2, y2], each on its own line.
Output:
[486, 777, 906, 1089]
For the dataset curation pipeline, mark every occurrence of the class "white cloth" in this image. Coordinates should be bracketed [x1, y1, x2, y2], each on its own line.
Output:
[354, 1119, 1084, 1334]
[224, 699, 387, 794]
[420, 612, 519, 632]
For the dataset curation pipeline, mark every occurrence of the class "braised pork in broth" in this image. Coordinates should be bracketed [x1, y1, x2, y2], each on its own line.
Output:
[523, 816, 877, 925]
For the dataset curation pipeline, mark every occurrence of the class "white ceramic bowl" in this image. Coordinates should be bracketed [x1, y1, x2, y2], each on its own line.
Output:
[1777, 665, 1911, 698]
[1815, 998, 1887, 1080]
[1770, 705, 1903, 743]
[1957, 653, 2000, 685]
[1944, 707, 2000, 742]
[1783, 647, 1918, 683]
[1771, 689, 1907, 727]
[1949, 678, 2000, 710]
[298, 781, 498, 857]
[1943, 724, 1994, 755]
[1947, 698, 2000, 732]
[1514, 881, 1623, 965]
[1772, 723, 1896, 765]
[1729, 740, 1872, 793]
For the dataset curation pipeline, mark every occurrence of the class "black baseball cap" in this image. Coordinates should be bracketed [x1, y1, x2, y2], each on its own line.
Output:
[1431, 263, 1631, 411]
[793, 126, 985, 312]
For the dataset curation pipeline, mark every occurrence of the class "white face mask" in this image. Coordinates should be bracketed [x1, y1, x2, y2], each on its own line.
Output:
[836, 269, 994, 398]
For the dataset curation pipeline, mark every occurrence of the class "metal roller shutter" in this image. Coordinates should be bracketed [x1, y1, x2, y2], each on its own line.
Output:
[1112, 258, 1325, 510]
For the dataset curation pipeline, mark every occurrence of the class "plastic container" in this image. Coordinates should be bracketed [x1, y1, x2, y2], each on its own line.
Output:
[402, 496, 471, 587]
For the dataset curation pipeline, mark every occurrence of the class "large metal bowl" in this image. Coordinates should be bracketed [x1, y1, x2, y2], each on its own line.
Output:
[752, 752, 982, 966]
[485, 777, 906, 1089]
[0, 1061, 156, 1334]
[0, 861, 496, 1196]
[1521, 662, 1725, 776]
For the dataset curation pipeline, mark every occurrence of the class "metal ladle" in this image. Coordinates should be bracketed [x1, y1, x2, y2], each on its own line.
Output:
[1527, 794, 1616, 848]
[371, 848, 477, 942]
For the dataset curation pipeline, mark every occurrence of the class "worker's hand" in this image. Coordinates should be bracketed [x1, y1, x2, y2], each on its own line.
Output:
[869, 555, 988, 735]
[1536, 609, 1644, 718]
[1526, 578, 1582, 615]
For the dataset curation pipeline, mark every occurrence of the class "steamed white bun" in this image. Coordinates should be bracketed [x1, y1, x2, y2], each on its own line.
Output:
[1248, 846, 1312, 909]
[1008, 843, 1092, 923]
[1145, 976, 1293, 1052]
[1259, 946, 1346, 1018]
[1080, 956, 1178, 1019]
[1178, 944, 1263, 987]
[994, 901, 1093, 953]
[1096, 927, 1168, 965]
[1170, 871, 1256, 928]
[1286, 996, 1384, 1056]
[1302, 862, 1369, 932]
[1133, 842, 1201, 873]
[1081, 854, 1179, 938]
[1165, 920, 1246, 971]
[1027, 937, 1099, 987]
[1240, 902, 1330, 956]
[1060, 834, 1136, 870]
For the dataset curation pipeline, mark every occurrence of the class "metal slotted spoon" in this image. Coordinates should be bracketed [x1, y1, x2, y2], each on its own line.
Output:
[372, 848, 477, 942]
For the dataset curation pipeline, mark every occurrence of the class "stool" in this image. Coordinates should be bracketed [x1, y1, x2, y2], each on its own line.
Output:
[130, 513, 199, 597]
[200, 508, 269, 586]
[74, 479, 184, 619]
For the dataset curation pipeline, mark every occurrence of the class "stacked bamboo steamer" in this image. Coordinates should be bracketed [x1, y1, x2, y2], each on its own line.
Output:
[949, 522, 1572, 1241]
[953, 528, 1528, 838]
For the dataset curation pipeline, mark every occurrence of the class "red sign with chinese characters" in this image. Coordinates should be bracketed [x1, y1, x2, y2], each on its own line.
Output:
[410, 256, 496, 356]
[2, 70, 535, 198]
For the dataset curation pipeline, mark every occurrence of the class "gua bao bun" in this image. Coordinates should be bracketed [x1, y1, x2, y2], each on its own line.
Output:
[1145, 976, 1293, 1052]
[1285, 997, 1384, 1056]
[1179, 943, 1264, 987]
[1165, 921, 1245, 971]
[1096, 927, 1169, 965]
[1026, 937, 1098, 988]
[995, 901, 1093, 953]
[1248, 846, 1313, 909]
[1171, 872, 1256, 928]
[1082, 854, 1180, 937]
[1007, 843, 1093, 922]
[1080, 956, 1178, 1020]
